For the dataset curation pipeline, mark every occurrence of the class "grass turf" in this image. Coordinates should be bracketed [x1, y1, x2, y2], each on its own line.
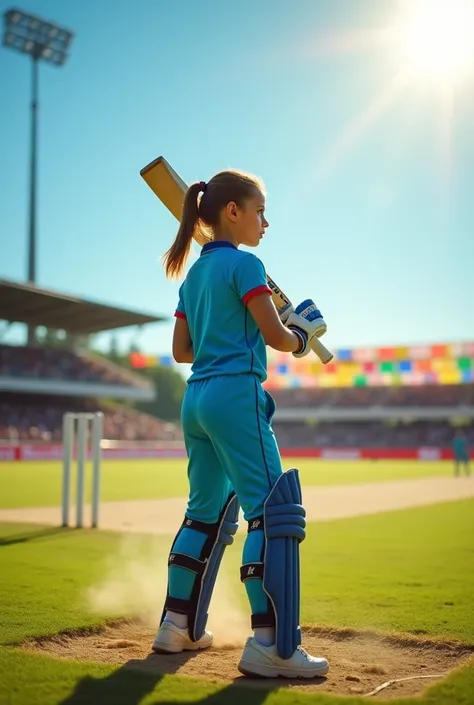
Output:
[300, 498, 474, 642]
[2, 499, 473, 647]
[1, 498, 474, 704]
[1, 648, 473, 705]
[0, 458, 454, 509]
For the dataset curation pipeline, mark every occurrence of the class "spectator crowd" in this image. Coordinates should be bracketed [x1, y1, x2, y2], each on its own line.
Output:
[272, 421, 474, 448]
[0, 395, 182, 443]
[0, 344, 130, 386]
[1, 344, 472, 448]
[269, 384, 474, 408]
[1, 394, 471, 448]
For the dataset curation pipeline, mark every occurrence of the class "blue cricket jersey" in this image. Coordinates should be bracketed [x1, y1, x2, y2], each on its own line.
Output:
[175, 241, 271, 383]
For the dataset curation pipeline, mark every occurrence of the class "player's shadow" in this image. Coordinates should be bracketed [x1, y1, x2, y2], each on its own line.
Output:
[58, 651, 195, 705]
[0, 526, 66, 547]
[57, 649, 321, 705]
[58, 657, 166, 705]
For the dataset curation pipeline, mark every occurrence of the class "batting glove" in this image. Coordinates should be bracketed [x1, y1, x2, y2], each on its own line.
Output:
[286, 299, 327, 358]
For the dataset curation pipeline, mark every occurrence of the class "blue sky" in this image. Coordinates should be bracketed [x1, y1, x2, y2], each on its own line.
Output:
[1, 0, 473, 357]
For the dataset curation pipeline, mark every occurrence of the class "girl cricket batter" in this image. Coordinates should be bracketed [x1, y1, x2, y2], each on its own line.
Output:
[152, 166, 330, 679]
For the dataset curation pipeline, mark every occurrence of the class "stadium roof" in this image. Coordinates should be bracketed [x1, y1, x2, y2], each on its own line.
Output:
[0, 279, 167, 335]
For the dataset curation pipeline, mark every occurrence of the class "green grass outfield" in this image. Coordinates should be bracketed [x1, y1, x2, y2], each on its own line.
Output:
[0, 458, 454, 509]
[1, 497, 473, 704]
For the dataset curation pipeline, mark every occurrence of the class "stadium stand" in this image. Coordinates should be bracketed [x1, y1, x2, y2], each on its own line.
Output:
[0, 277, 472, 454]
[0, 344, 128, 385]
[0, 279, 171, 445]
[0, 393, 182, 442]
[264, 342, 473, 451]
[272, 420, 474, 448]
[270, 385, 474, 408]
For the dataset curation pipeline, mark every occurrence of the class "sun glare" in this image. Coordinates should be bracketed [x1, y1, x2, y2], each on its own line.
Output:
[394, 0, 474, 84]
[304, 0, 473, 185]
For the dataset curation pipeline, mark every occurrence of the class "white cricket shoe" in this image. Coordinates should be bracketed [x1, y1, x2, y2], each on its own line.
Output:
[152, 621, 213, 654]
[238, 637, 329, 679]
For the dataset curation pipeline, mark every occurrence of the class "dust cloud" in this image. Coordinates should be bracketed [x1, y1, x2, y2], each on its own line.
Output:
[84, 533, 249, 647]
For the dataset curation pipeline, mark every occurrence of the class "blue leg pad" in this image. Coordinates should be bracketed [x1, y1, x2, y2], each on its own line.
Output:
[161, 492, 240, 641]
[263, 468, 306, 659]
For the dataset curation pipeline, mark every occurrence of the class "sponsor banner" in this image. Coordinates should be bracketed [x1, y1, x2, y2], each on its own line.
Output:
[277, 448, 362, 459]
[0, 445, 17, 461]
[360, 448, 417, 459]
[280, 447, 321, 458]
[320, 448, 361, 460]
[21, 444, 63, 460]
[102, 448, 187, 459]
[281, 447, 458, 460]
[0, 443, 470, 461]
[418, 447, 442, 461]
[1, 443, 188, 461]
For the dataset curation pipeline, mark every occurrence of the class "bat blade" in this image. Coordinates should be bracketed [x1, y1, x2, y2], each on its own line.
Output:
[140, 156, 333, 364]
[141, 157, 211, 247]
[140, 158, 186, 221]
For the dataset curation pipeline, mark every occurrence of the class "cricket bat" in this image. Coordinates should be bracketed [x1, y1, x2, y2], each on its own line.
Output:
[140, 156, 334, 364]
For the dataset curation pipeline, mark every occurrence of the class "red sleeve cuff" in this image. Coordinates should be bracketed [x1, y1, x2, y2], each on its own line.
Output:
[174, 310, 186, 320]
[242, 285, 272, 305]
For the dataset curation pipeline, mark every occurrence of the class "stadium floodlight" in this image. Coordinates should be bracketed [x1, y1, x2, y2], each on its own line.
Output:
[3, 8, 74, 344]
[3, 8, 73, 65]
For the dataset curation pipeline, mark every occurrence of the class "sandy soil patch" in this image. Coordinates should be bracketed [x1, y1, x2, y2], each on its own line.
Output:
[21, 620, 473, 700]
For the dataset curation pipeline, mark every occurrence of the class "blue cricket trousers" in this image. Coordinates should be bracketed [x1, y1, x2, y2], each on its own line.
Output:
[167, 373, 284, 618]
[182, 373, 283, 522]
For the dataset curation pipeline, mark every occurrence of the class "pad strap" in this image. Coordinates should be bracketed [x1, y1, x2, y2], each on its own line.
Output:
[168, 552, 206, 574]
[181, 517, 218, 535]
[251, 612, 275, 629]
[164, 596, 191, 614]
[240, 562, 264, 581]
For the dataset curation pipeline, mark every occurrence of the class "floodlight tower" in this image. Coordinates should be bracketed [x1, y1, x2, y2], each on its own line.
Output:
[3, 8, 74, 344]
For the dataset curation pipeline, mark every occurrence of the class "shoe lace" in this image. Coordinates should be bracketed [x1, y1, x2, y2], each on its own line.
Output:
[296, 645, 309, 656]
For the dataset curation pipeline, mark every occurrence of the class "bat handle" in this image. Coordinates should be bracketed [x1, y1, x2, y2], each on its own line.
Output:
[310, 336, 334, 364]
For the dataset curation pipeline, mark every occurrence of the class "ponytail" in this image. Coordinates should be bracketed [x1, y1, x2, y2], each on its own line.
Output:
[163, 182, 202, 279]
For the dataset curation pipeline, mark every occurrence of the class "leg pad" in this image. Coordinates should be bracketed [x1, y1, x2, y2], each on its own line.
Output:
[240, 468, 306, 659]
[162, 492, 239, 641]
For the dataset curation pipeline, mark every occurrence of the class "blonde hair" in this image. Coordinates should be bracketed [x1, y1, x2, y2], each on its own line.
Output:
[163, 169, 264, 279]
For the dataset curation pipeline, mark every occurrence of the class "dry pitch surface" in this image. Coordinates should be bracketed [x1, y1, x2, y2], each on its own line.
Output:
[1, 475, 472, 534]
[22, 620, 473, 700]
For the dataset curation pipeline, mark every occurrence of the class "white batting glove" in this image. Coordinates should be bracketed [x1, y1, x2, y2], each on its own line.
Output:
[286, 299, 328, 358]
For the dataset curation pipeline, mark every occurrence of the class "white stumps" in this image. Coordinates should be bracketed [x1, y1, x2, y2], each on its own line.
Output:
[61, 413, 74, 527]
[61, 412, 104, 529]
[91, 412, 104, 529]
